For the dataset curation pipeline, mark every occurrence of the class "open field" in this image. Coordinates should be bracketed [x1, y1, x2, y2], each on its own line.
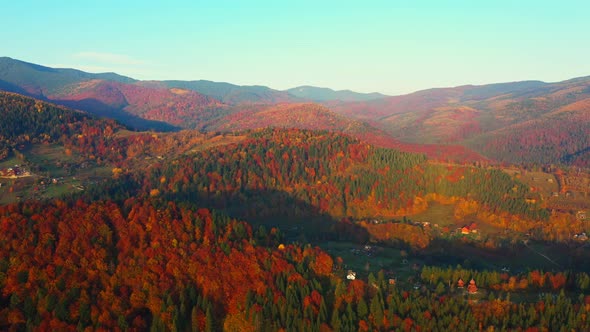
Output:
[502, 169, 559, 195]
[320, 241, 421, 284]
[409, 202, 456, 227]
[0, 144, 114, 204]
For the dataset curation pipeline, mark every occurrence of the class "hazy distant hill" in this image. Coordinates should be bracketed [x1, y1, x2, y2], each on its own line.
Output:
[0, 57, 135, 96]
[0, 57, 227, 130]
[50, 80, 226, 130]
[287, 85, 388, 102]
[139, 80, 300, 104]
[329, 77, 590, 165]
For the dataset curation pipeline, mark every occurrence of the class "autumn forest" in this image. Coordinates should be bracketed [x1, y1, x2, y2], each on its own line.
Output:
[0, 57, 590, 331]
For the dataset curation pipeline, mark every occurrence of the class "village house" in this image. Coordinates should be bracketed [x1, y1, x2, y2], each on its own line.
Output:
[0, 167, 17, 177]
[577, 211, 586, 220]
[0, 166, 30, 178]
[573, 232, 588, 241]
[467, 279, 478, 294]
[457, 278, 465, 288]
[461, 223, 477, 235]
[346, 270, 356, 280]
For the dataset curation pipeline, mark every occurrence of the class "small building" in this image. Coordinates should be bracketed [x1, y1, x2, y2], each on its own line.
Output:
[347, 270, 356, 280]
[388, 278, 396, 285]
[552, 192, 559, 197]
[467, 279, 478, 294]
[460, 223, 477, 235]
[577, 211, 586, 220]
[457, 278, 465, 288]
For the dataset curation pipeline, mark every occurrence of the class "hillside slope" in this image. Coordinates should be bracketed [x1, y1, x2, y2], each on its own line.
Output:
[329, 77, 590, 164]
[50, 80, 227, 129]
[0, 91, 124, 160]
[208, 103, 485, 162]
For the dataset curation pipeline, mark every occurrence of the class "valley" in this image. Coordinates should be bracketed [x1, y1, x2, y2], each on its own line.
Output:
[0, 60, 589, 331]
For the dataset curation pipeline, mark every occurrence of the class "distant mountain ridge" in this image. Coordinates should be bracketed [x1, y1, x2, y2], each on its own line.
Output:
[138, 80, 300, 104]
[328, 76, 590, 165]
[0, 56, 588, 165]
[286, 85, 388, 102]
[0, 57, 135, 96]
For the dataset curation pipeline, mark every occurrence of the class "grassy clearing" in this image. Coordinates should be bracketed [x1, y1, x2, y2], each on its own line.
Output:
[503, 169, 558, 196]
[26, 144, 78, 178]
[0, 155, 21, 169]
[320, 241, 422, 283]
[188, 134, 246, 154]
[408, 202, 456, 227]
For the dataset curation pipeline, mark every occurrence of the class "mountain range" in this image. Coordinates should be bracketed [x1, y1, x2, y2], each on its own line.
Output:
[0, 56, 588, 165]
[2, 56, 590, 332]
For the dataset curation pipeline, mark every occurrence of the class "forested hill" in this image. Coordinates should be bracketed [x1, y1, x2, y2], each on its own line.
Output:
[0, 92, 124, 160]
[1, 128, 587, 331]
[86, 128, 547, 227]
[2, 198, 587, 331]
[204, 103, 486, 162]
[328, 77, 590, 165]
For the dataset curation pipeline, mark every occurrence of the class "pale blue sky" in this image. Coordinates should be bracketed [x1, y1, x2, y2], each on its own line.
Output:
[2, 0, 589, 95]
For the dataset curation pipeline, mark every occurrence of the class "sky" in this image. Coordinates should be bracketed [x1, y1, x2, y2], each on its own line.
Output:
[2, 0, 590, 95]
